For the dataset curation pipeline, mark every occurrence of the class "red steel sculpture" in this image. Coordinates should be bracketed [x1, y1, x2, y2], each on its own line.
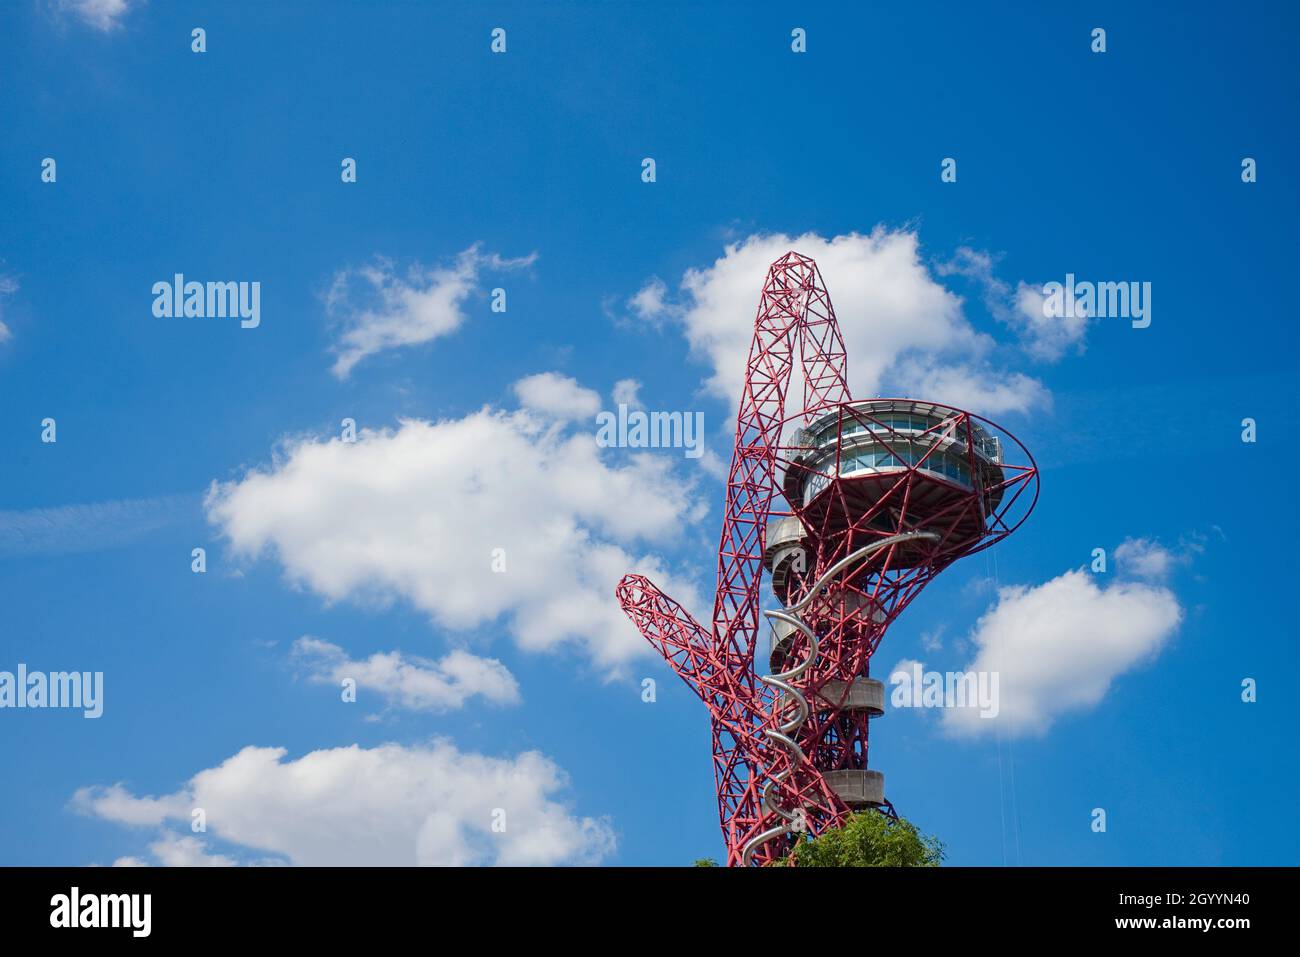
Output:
[617, 252, 1039, 866]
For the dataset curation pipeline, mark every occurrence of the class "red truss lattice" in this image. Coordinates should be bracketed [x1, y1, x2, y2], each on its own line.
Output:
[617, 252, 1038, 866]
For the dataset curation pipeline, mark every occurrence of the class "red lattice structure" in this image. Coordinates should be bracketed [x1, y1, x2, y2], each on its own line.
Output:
[617, 252, 1038, 865]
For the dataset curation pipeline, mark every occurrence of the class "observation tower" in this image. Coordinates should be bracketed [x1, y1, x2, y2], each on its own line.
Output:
[617, 252, 1038, 865]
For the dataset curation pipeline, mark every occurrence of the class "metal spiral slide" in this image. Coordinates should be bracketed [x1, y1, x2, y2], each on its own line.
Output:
[741, 530, 941, 866]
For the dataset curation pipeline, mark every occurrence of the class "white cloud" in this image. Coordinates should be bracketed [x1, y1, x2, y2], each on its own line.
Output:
[77, 740, 616, 866]
[889, 356, 1051, 417]
[939, 247, 1088, 361]
[939, 569, 1183, 738]
[325, 245, 536, 378]
[628, 277, 670, 324]
[920, 629, 944, 653]
[612, 378, 642, 407]
[1113, 537, 1198, 582]
[291, 636, 520, 713]
[111, 834, 241, 868]
[648, 230, 1049, 416]
[56, 0, 132, 32]
[205, 379, 706, 672]
[72, 783, 189, 827]
[1006, 280, 1089, 361]
[513, 372, 601, 422]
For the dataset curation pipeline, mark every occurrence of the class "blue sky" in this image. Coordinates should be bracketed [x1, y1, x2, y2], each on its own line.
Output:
[2, 0, 1298, 866]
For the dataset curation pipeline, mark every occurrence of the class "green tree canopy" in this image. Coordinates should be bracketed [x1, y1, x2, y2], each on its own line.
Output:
[775, 812, 944, 867]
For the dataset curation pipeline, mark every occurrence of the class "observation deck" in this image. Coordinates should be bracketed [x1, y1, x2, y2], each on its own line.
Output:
[779, 399, 1011, 561]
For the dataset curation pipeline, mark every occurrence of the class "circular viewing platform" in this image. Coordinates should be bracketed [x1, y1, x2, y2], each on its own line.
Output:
[779, 399, 1026, 558]
[823, 769, 885, 808]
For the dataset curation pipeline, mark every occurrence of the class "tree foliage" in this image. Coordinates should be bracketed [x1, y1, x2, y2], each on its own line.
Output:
[690, 813, 942, 867]
[774, 812, 944, 867]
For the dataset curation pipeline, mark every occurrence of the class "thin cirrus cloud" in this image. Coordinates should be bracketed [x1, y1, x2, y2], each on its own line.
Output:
[74, 739, 617, 866]
[291, 636, 521, 713]
[0, 494, 192, 559]
[204, 374, 707, 673]
[626, 229, 1059, 417]
[52, 0, 133, 32]
[0, 273, 18, 344]
[324, 244, 536, 379]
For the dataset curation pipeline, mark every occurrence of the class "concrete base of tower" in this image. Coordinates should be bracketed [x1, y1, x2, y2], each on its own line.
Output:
[823, 768, 885, 807]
